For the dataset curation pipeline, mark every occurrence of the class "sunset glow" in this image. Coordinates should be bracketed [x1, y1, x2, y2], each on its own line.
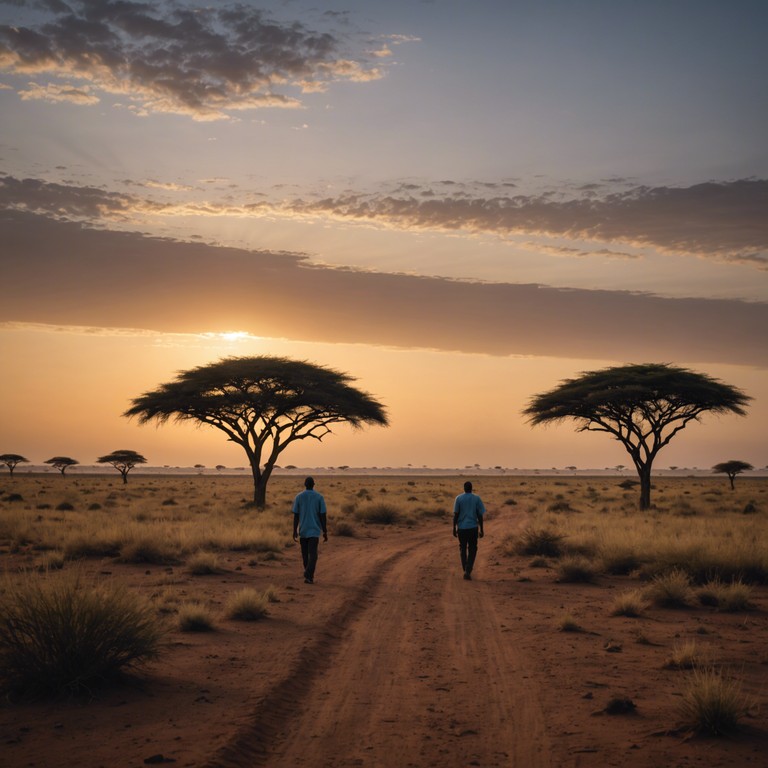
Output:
[1, 0, 766, 471]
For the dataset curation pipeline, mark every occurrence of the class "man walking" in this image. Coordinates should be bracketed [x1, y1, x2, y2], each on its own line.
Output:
[292, 476, 328, 584]
[453, 480, 485, 580]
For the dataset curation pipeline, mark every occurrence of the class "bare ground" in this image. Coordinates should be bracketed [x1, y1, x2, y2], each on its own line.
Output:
[2, 492, 767, 768]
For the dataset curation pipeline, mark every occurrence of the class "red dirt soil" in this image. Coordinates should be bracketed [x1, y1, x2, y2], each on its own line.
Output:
[2, 506, 766, 768]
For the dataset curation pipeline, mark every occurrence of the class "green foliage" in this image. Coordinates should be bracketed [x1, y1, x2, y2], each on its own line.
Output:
[0, 571, 163, 697]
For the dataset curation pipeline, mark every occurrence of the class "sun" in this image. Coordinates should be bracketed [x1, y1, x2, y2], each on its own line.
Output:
[218, 331, 249, 342]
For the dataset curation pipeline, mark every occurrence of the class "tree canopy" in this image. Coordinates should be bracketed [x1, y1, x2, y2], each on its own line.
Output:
[0, 454, 29, 477]
[44, 456, 79, 475]
[524, 363, 750, 509]
[97, 449, 147, 484]
[124, 356, 388, 507]
[712, 460, 753, 490]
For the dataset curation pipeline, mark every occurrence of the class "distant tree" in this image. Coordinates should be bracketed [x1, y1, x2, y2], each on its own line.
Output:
[97, 450, 147, 484]
[215, 464, 226, 471]
[44, 456, 79, 476]
[0, 454, 29, 477]
[124, 356, 388, 508]
[712, 460, 753, 490]
[524, 363, 751, 510]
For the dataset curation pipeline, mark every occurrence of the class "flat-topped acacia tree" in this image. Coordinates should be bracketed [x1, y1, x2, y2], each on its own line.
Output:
[124, 356, 388, 508]
[44, 456, 79, 476]
[97, 449, 147, 484]
[712, 460, 754, 490]
[0, 454, 29, 477]
[524, 363, 751, 510]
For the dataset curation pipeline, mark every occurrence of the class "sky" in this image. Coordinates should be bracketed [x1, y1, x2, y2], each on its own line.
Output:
[1, 0, 766, 472]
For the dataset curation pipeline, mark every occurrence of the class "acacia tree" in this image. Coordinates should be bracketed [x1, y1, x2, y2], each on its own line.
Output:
[124, 356, 388, 508]
[524, 363, 750, 510]
[0, 454, 29, 477]
[97, 449, 147, 484]
[712, 460, 753, 490]
[44, 456, 79, 476]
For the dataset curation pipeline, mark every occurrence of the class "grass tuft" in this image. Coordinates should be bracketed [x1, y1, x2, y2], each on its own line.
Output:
[177, 603, 216, 632]
[514, 526, 564, 557]
[556, 555, 598, 583]
[0, 570, 163, 697]
[224, 588, 269, 621]
[678, 667, 751, 735]
[354, 503, 401, 525]
[610, 590, 647, 617]
[643, 569, 694, 608]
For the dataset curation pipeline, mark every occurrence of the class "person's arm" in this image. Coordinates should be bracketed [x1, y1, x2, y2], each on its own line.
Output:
[478, 498, 485, 538]
[320, 513, 328, 542]
[293, 513, 299, 541]
[452, 498, 459, 537]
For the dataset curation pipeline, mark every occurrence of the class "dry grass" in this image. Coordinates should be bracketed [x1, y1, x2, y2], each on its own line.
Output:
[678, 667, 752, 735]
[0, 568, 163, 697]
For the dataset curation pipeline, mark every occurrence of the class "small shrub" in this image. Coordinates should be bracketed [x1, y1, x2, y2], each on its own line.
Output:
[225, 588, 269, 621]
[177, 603, 215, 632]
[55, 502, 74, 511]
[186, 551, 224, 575]
[0, 570, 163, 697]
[559, 614, 582, 632]
[355, 503, 400, 525]
[262, 585, 280, 603]
[334, 521, 356, 537]
[548, 500, 573, 513]
[697, 579, 753, 612]
[529, 556, 550, 568]
[87, 502, 102, 511]
[742, 501, 758, 515]
[514, 527, 564, 557]
[643, 569, 694, 608]
[610, 590, 647, 617]
[678, 667, 751, 735]
[117, 537, 180, 565]
[664, 641, 702, 670]
[556, 555, 598, 583]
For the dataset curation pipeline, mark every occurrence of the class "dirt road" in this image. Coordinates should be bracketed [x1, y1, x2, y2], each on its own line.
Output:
[206, 521, 551, 768]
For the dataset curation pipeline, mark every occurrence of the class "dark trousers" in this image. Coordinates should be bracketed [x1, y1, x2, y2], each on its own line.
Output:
[458, 527, 479, 575]
[300, 536, 319, 579]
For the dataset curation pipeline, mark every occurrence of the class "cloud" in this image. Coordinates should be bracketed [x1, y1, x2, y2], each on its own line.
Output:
[280, 179, 768, 266]
[2, 209, 766, 367]
[18, 80, 99, 104]
[2, 174, 766, 267]
[0, 0, 391, 120]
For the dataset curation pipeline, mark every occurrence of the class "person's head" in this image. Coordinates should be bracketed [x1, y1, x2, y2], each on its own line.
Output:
[304, 476, 315, 490]
[464, 481, 473, 493]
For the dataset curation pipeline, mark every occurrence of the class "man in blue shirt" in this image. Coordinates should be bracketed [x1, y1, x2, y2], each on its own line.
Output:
[292, 476, 328, 584]
[452, 480, 485, 580]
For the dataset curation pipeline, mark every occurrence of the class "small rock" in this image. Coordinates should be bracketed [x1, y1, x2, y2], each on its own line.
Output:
[144, 755, 176, 765]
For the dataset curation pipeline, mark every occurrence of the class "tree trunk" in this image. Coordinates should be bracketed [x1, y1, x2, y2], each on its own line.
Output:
[728, 474, 735, 490]
[638, 464, 652, 510]
[253, 479, 267, 508]
[121, 471, 128, 484]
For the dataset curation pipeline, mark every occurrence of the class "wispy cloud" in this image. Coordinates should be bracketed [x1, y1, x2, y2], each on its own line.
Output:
[0, 0, 397, 120]
[3, 209, 766, 367]
[2, 174, 765, 268]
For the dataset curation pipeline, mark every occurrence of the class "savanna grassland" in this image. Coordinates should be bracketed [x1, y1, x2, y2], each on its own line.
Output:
[1, 472, 766, 768]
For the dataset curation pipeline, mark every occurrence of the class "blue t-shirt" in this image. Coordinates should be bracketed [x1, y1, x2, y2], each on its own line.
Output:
[292, 488, 327, 538]
[453, 492, 485, 530]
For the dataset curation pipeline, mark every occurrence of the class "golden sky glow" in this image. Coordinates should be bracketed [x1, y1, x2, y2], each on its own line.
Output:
[1, 1, 766, 471]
